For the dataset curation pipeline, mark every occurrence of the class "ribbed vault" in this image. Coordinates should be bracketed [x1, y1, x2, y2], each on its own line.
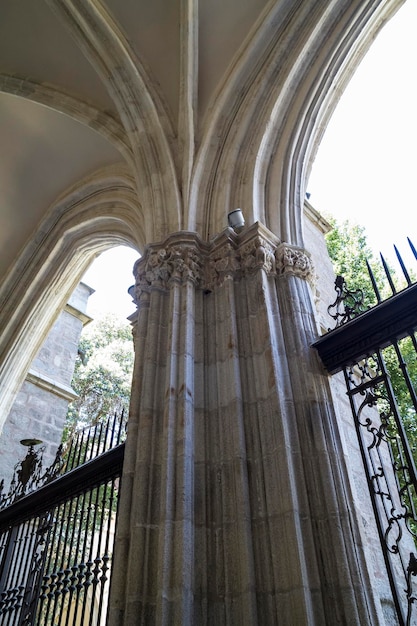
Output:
[0, 0, 406, 267]
[0, 3, 412, 621]
[0, 0, 407, 426]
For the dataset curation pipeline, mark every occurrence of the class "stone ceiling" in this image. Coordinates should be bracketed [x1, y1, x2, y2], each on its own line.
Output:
[0, 0, 404, 283]
[0, 0, 270, 278]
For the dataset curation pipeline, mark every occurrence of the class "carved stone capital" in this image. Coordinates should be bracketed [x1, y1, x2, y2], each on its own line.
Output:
[206, 223, 279, 289]
[239, 234, 277, 276]
[275, 243, 315, 285]
[132, 227, 315, 302]
[132, 236, 205, 302]
[206, 240, 240, 291]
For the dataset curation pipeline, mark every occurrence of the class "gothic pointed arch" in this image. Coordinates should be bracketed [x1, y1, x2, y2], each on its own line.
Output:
[0, 164, 142, 427]
[46, 0, 182, 240]
[189, 0, 404, 243]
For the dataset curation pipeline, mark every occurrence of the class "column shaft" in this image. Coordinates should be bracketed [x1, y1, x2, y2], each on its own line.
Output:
[109, 225, 381, 625]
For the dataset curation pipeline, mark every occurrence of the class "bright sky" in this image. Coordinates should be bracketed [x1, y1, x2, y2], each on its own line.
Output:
[308, 0, 417, 266]
[83, 0, 416, 319]
[82, 245, 139, 320]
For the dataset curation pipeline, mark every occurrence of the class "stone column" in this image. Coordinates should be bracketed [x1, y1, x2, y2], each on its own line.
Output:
[109, 223, 380, 625]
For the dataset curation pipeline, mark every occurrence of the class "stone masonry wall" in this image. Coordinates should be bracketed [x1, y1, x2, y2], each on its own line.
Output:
[303, 201, 396, 621]
[0, 282, 93, 489]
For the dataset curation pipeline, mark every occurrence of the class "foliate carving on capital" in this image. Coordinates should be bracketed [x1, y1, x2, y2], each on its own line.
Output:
[133, 242, 203, 301]
[167, 246, 202, 284]
[131, 231, 315, 304]
[206, 243, 239, 290]
[276, 244, 315, 284]
[240, 235, 276, 276]
[205, 235, 277, 290]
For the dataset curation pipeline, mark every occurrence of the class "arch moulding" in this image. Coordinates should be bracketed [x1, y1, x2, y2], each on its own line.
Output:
[0, 165, 143, 430]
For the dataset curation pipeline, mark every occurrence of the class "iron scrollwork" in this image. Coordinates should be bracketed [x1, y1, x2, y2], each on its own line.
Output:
[327, 275, 367, 328]
[0, 441, 64, 510]
[346, 351, 417, 623]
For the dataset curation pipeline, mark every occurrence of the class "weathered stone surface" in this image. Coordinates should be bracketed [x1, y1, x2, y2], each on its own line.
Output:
[0, 3, 407, 624]
[0, 282, 92, 487]
[109, 226, 385, 625]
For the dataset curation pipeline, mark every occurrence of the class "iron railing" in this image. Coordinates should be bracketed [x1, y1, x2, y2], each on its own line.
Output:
[0, 410, 127, 511]
[0, 410, 127, 626]
[314, 239, 417, 625]
[63, 409, 127, 473]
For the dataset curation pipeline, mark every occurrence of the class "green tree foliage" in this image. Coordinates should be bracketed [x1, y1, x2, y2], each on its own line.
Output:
[325, 216, 414, 305]
[325, 217, 385, 308]
[385, 337, 417, 432]
[64, 314, 134, 442]
[325, 216, 417, 437]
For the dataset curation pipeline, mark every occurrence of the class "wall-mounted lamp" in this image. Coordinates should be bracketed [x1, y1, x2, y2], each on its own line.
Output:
[227, 208, 245, 232]
[128, 285, 136, 302]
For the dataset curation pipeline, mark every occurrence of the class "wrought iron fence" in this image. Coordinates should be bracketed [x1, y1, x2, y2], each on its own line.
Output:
[314, 239, 417, 626]
[63, 409, 127, 473]
[0, 410, 126, 626]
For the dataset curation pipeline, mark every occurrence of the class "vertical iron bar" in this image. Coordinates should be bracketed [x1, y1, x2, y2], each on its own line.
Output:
[380, 252, 397, 295]
[57, 497, 75, 624]
[72, 429, 82, 466]
[72, 487, 94, 626]
[97, 477, 117, 626]
[394, 245, 412, 286]
[0, 527, 9, 572]
[408, 238, 417, 262]
[79, 484, 100, 626]
[47, 503, 64, 626]
[63, 490, 87, 626]
[74, 429, 86, 469]
[6, 522, 23, 593]
[7, 520, 34, 624]
[67, 428, 82, 472]
[19, 513, 53, 626]
[0, 525, 18, 624]
[108, 411, 118, 450]
[379, 347, 417, 492]
[42, 504, 65, 625]
[116, 408, 124, 445]
[56, 493, 82, 626]
[16, 519, 39, 626]
[98, 420, 106, 458]
[103, 414, 112, 453]
[408, 331, 417, 356]
[37, 506, 58, 625]
[49, 498, 73, 626]
[88, 482, 109, 626]
[391, 337, 417, 417]
[7, 523, 27, 626]
[366, 259, 382, 303]
[67, 431, 78, 472]
[88, 421, 101, 463]
[64, 436, 75, 473]
[0, 527, 14, 589]
[20, 520, 38, 591]
[82, 425, 94, 466]
[44, 503, 64, 624]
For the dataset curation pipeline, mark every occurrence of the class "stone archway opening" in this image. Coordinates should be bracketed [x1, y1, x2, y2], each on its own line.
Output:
[0, 242, 139, 488]
[61, 245, 139, 447]
[306, 0, 416, 259]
